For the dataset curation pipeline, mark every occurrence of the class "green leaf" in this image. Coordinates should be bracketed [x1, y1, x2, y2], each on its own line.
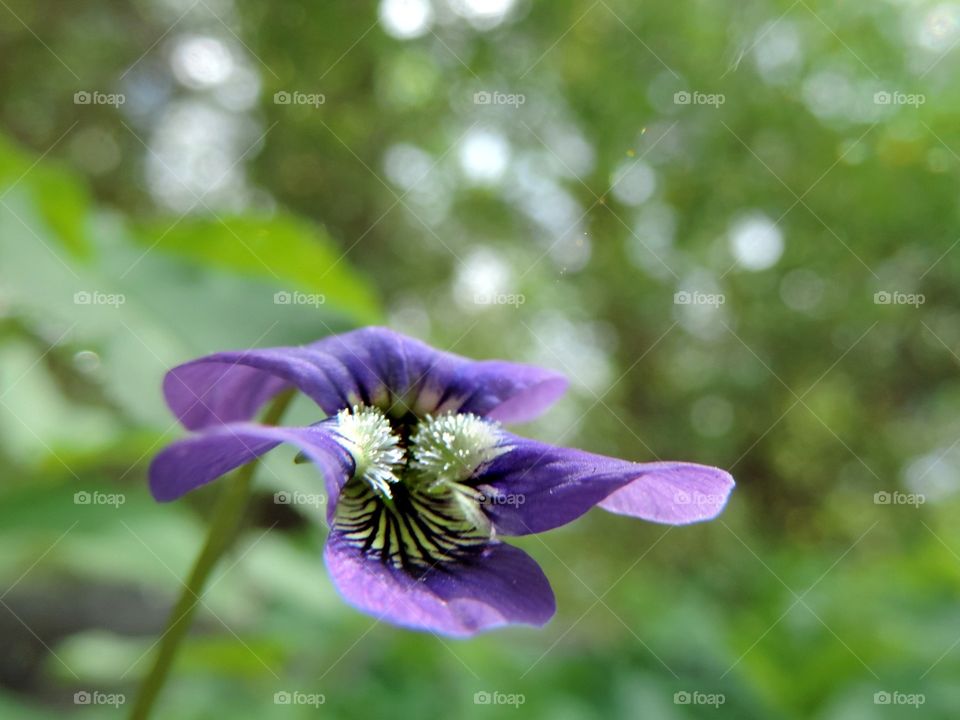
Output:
[0, 131, 90, 257]
[132, 215, 380, 324]
[0, 130, 381, 443]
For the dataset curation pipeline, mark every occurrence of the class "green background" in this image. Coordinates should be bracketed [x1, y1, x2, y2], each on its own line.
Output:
[1, 0, 958, 717]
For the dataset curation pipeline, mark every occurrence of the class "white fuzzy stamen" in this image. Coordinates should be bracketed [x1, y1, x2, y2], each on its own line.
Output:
[409, 413, 503, 487]
[333, 405, 404, 498]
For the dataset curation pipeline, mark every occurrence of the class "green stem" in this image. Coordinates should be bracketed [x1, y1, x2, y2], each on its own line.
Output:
[129, 390, 294, 720]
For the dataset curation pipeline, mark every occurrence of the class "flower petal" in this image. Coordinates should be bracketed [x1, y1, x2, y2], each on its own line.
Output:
[323, 531, 555, 636]
[149, 422, 352, 511]
[596, 462, 735, 524]
[164, 327, 567, 430]
[474, 432, 734, 535]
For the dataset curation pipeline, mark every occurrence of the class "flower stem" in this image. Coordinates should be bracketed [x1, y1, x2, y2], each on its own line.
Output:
[128, 390, 294, 720]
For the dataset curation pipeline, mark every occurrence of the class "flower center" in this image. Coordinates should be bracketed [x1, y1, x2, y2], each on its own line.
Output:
[330, 406, 506, 570]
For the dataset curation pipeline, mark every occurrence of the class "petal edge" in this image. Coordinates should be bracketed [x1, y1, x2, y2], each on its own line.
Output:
[324, 532, 556, 637]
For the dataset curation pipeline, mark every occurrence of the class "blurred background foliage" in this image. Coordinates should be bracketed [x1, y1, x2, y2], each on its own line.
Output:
[2, 0, 960, 718]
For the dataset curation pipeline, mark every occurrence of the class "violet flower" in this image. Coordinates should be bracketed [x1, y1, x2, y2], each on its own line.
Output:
[150, 327, 733, 637]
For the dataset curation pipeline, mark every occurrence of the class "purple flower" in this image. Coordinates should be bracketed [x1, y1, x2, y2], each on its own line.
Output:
[150, 327, 733, 637]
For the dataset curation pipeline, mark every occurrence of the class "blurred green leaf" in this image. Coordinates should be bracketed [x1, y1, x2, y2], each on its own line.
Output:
[132, 215, 380, 325]
[0, 131, 90, 257]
